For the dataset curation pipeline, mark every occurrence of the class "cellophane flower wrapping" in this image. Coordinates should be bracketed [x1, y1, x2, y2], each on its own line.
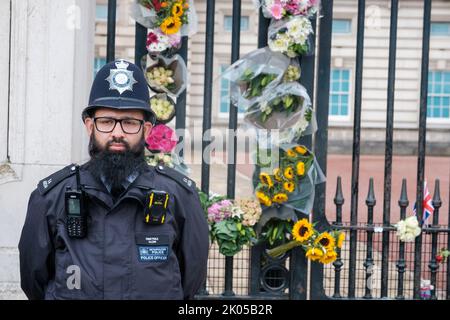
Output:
[144, 54, 187, 98]
[252, 144, 325, 216]
[220, 47, 291, 110]
[243, 82, 317, 144]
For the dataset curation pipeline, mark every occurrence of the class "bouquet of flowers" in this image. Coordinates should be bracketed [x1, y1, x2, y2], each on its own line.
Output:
[244, 82, 316, 143]
[266, 218, 345, 264]
[268, 16, 314, 57]
[144, 54, 187, 97]
[220, 47, 290, 110]
[146, 28, 182, 55]
[255, 0, 321, 20]
[145, 124, 190, 175]
[132, 0, 198, 54]
[394, 215, 421, 242]
[199, 192, 262, 256]
[255, 145, 313, 206]
[150, 93, 176, 123]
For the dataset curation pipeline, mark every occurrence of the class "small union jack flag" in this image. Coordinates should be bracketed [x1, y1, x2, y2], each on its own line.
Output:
[413, 180, 434, 226]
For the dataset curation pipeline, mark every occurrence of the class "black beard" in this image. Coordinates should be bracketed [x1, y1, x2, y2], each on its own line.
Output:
[86, 133, 148, 193]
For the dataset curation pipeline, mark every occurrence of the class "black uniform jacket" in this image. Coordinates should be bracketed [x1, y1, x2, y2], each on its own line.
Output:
[18, 163, 209, 300]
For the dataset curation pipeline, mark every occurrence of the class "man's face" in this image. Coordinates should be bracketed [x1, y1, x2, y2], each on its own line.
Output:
[84, 108, 153, 153]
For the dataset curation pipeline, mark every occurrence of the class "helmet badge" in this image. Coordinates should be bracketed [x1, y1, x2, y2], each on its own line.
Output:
[106, 60, 138, 95]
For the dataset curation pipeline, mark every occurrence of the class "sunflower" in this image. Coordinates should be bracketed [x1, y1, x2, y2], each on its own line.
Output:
[256, 191, 272, 207]
[160, 16, 182, 35]
[319, 250, 338, 264]
[284, 166, 294, 180]
[272, 193, 288, 204]
[315, 232, 335, 250]
[295, 146, 307, 155]
[172, 2, 184, 17]
[260, 172, 274, 188]
[336, 232, 345, 249]
[296, 161, 305, 176]
[286, 149, 296, 158]
[292, 219, 313, 242]
[305, 247, 324, 261]
[283, 181, 295, 193]
[273, 168, 283, 182]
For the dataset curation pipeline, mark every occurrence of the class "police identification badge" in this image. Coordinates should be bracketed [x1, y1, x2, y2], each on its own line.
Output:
[106, 60, 137, 95]
[136, 234, 170, 262]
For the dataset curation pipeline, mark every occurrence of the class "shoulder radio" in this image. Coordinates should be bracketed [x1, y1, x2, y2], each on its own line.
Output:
[65, 166, 88, 238]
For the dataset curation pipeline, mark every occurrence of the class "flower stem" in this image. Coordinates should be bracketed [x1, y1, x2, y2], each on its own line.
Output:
[266, 240, 302, 258]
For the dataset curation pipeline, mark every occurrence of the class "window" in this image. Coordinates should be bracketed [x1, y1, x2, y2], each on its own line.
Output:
[219, 65, 243, 116]
[329, 69, 350, 116]
[224, 16, 249, 32]
[427, 71, 450, 119]
[94, 57, 107, 77]
[332, 19, 352, 34]
[96, 4, 108, 21]
[431, 22, 450, 37]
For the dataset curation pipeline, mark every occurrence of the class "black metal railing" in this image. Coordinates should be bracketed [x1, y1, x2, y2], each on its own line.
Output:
[100, 0, 450, 300]
[327, 177, 449, 299]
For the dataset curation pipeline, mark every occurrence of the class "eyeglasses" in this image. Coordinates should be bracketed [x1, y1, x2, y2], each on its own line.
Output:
[93, 117, 144, 134]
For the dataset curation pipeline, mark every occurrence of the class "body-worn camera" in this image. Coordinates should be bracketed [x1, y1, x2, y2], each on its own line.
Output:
[144, 190, 169, 225]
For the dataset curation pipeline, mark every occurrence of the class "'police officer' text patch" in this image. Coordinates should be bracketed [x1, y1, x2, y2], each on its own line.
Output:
[136, 234, 170, 262]
[138, 246, 168, 262]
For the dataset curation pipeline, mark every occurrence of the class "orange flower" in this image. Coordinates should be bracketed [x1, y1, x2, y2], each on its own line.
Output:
[161, 2, 169, 8]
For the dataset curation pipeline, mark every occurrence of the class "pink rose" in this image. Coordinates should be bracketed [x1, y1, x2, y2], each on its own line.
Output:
[146, 124, 178, 153]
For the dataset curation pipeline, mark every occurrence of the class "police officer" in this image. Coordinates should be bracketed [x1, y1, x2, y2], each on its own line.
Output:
[18, 59, 209, 300]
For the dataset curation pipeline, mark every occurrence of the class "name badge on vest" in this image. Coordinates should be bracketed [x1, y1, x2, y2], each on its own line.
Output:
[136, 234, 170, 262]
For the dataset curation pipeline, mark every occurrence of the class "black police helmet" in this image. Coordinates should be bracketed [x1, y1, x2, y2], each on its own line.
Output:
[82, 59, 155, 124]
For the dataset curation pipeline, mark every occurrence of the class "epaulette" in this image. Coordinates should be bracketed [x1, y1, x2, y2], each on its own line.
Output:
[155, 165, 196, 193]
[37, 164, 78, 195]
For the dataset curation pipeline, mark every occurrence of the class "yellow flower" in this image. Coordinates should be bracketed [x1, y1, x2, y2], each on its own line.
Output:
[260, 172, 274, 188]
[283, 181, 295, 193]
[273, 168, 283, 182]
[296, 161, 305, 176]
[286, 149, 296, 158]
[315, 232, 335, 250]
[284, 166, 294, 180]
[172, 2, 184, 17]
[295, 146, 308, 155]
[256, 191, 272, 207]
[337, 232, 345, 249]
[319, 250, 338, 264]
[305, 247, 324, 261]
[272, 193, 288, 204]
[160, 16, 182, 35]
[292, 219, 313, 242]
